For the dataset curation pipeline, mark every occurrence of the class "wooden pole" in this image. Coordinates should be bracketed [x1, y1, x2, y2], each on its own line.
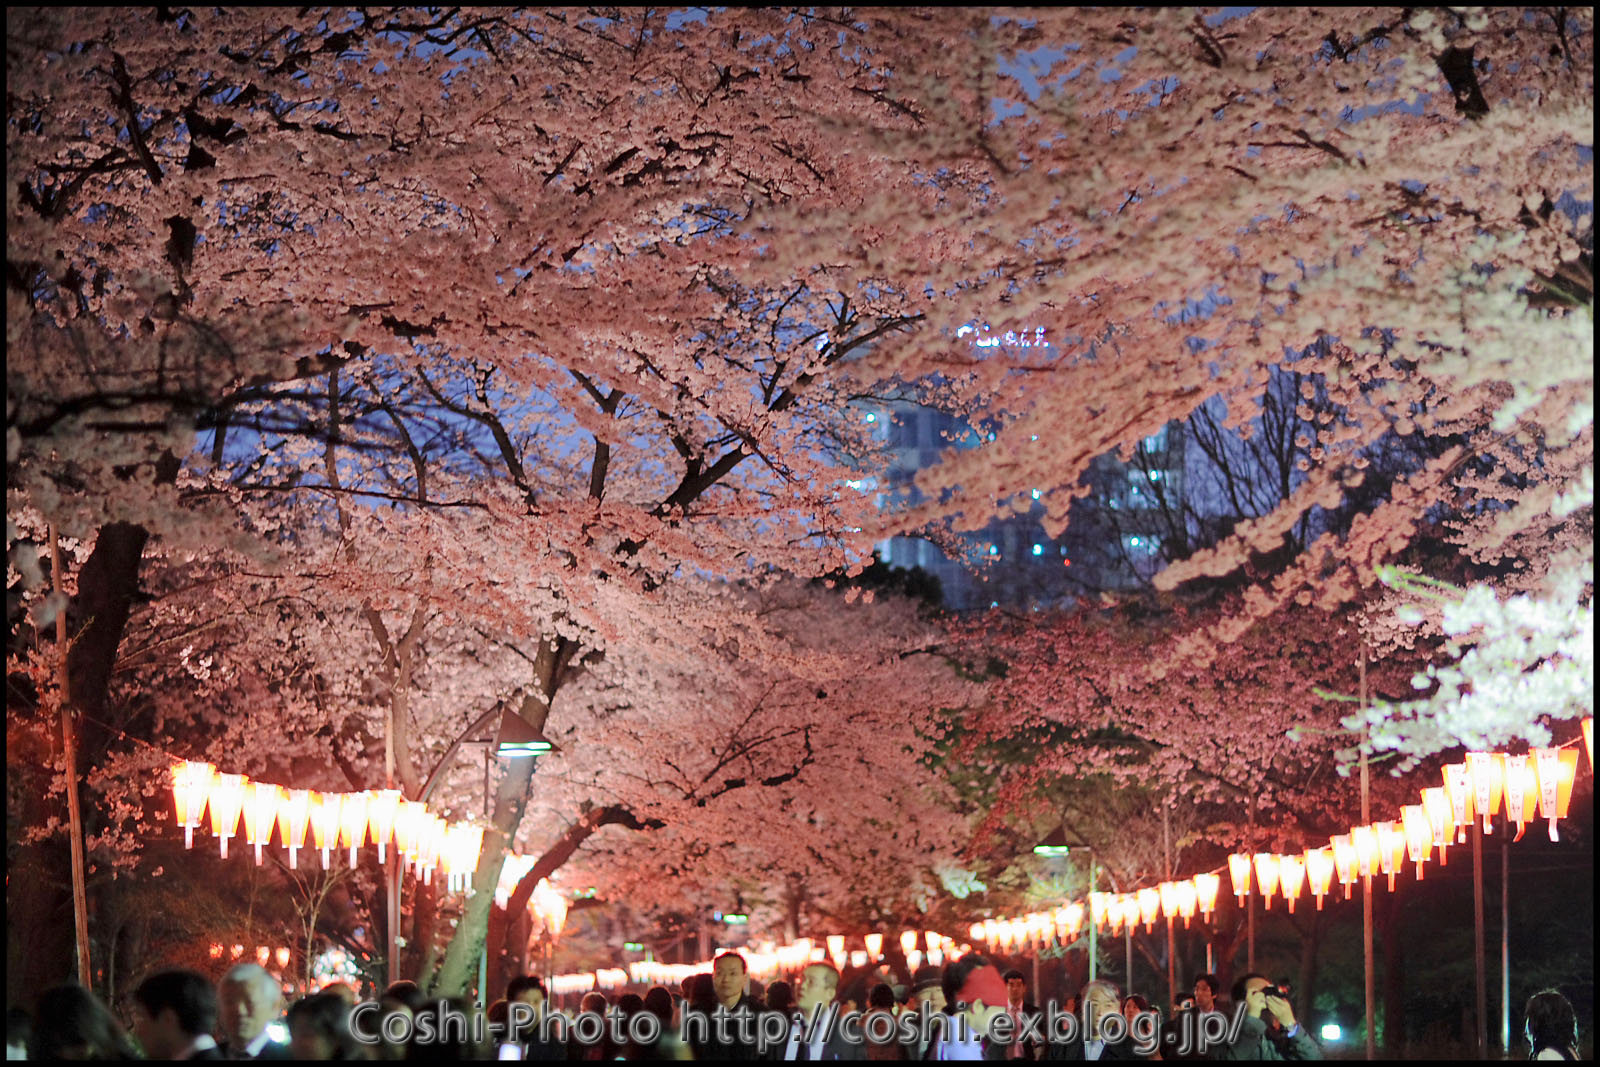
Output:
[1164, 805, 1176, 1009]
[1361, 654, 1375, 1060]
[51, 525, 93, 988]
[1473, 820, 1488, 1059]
[1087, 852, 1098, 982]
[1500, 838, 1509, 1055]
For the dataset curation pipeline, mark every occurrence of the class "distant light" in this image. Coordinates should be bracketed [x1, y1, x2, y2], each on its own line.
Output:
[1031, 489, 1042, 500]
[1032, 544, 1043, 556]
[1320, 1023, 1341, 1042]
[988, 544, 999, 556]
[1062, 558, 1071, 567]
[266, 1022, 289, 1044]
[623, 942, 644, 951]
[1129, 536, 1141, 546]
[723, 913, 749, 924]
[865, 413, 877, 423]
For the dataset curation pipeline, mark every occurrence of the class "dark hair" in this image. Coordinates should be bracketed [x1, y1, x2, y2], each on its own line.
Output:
[686, 973, 717, 1010]
[713, 950, 748, 974]
[1525, 989, 1579, 1056]
[643, 986, 675, 1027]
[869, 983, 898, 1011]
[1230, 973, 1266, 1006]
[941, 954, 991, 1010]
[1124, 994, 1153, 1014]
[287, 992, 356, 1057]
[407, 996, 491, 1060]
[911, 965, 944, 995]
[1191, 973, 1220, 997]
[385, 980, 420, 1000]
[1002, 969, 1026, 985]
[617, 992, 645, 1018]
[765, 980, 794, 1014]
[486, 998, 509, 1028]
[29, 985, 137, 1060]
[133, 969, 218, 1037]
[505, 974, 545, 1003]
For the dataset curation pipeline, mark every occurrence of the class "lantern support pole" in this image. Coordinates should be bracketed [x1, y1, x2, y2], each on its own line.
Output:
[1163, 804, 1176, 1011]
[1087, 851, 1097, 982]
[1246, 794, 1257, 973]
[1124, 920, 1133, 995]
[51, 525, 93, 989]
[1500, 837, 1509, 1055]
[1360, 653, 1374, 1061]
[1472, 818, 1488, 1059]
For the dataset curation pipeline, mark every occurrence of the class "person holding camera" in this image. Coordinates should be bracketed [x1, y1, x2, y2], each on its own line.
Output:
[1213, 976, 1322, 1061]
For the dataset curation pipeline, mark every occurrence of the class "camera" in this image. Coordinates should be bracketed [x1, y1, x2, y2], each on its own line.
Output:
[1259, 985, 1291, 1001]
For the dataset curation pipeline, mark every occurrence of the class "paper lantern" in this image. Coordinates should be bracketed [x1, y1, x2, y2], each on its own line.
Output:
[392, 800, 426, 860]
[367, 789, 402, 864]
[232, 944, 244, 960]
[207, 773, 247, 859]
[1194, 872, 1221, 920]
[338, 791, 369, 866]
[1252, 854, 1280, 910]
[900, 930, 918, 955]
[1421, 787, 1454, 865]
[1401, 805, 1433, 878]
[1500, 754, 1540, 842]
[1330, 835, 1356, 900]
[274, 788, 312, 869]
[1175, 880, 1198, 927]
[924, 931, 941, 958]
[1137, 888, 1160, 933]
[170, 761, 215, 850]
[968, 922, 985, 942]
[1532, 747, 1579, 841]
[309, 792, 343, 867]
[1464, 751, 1504, 834]
[418, 815, 447, 883]
[864, 932, 883, 959]
[243, 782, 283, 866]
[1061, 902, 1085, 940]
[1158, 881, 1179, 923]
[1228, 854, 1252, 903]
[1274, 854, 1304, 913]
[1351, 825, 1380, 881]
[532, 879, 568, 937]
[276, 946, 291, 969]
[442, 823, 484, 892]
[1104, 895, 1124, 934]
[1089, 892, 1109, 928]
[256, 945, 271, 967]
[1443, 764, 1473, 843]
[827, 934, 846, 966]
[1304, 847, 1334, 910]
[1375, 821, 1406, 891]
[209, 943, 224, 960]
[1583, 719, 1593, 774]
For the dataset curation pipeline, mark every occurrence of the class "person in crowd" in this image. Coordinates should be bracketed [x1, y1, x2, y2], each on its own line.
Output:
[1120, 996, 1159, 1061]
[1042, 979, 1142, 1061]
[506, 975, 563, 1061]
[6, 1008, 29, 1062]
[25, 985, 138, 1060]
[865, 982, 906, 1062]
[406, 996, 491, 1060]
[766, 981, 796, 1017]
[286, 991, 364, 1060]
[776, 960, 861, 1061]
[324, 984, 361, 1008]
[1524, 989, 1580, 1060]
[1212, 975, 1321, 1061]
[375, 984, 426, 1063]
[131, 969, 226, 1060]
[926, 954, 1009, 1061]
[643, 986, 676, 1032]
[1161, 974, 1220, 1062]
[700, 951, 762, 1060]
[1000, 969, 1041, 1061]
[901, 965, 947, 1060]
[1189, 976, 1220, 1018]
[567, 991, 612, 1061]
[218, 963, 292, 1060]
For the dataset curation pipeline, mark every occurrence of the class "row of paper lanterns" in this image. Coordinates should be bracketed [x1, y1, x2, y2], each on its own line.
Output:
[974, 733, 1590, 942]
[170, 761, 485, 891]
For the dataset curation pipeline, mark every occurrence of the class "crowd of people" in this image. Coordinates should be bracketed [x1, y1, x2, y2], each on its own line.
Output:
[3, 951, 1583, 1061]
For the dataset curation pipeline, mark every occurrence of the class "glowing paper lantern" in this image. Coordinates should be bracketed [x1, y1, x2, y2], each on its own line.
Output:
[1421, 787, 1454, 865]
[1304, 847, 1334, 910]
[1104, 895, 1124, 934]
[1442, 764, 1473, 843]
[864, 932, 883, 959]
[1401, 805, 1433, 878]
[1500, 754, 1540, 842]
[1583, 719, 1594, 773]
[231, 944, 244, 960]
[207, 774, 247, 859]
[170, 761, 215, 850]
[1089, 892, 1109, 928]
[277, 789, 312, 869]
[276, 946, 291, 969]
[1252, 854, 1280, 910]
[1276, 854, 1305, 913]
[900, 930, 918, 956]
[827, 934, 846, 967]
[442, 823, 484, 892]
[1464, 751, 1504, 835]
[1228, 854, 1252, 903]
[924, 931, 941, 957]
[309, 792, 342, 867]
[256, 946, 271, 967]
[1158, 881, 1179, 923]
[243, 782, 283, 866]
[1137, 888, 1160, 933]
[1174, 880, 1198, 927]
[1194, 872, 1221, 920]
[338, 791, 369, 867]
[968, 922, 985, 943]
[209, 943, 224, 960]
[1351, 825, 1380, 881]
[1061, 902, 1085, 940]
[393, 800, 426, 859]
[1330, 835, 1357, 901]
[1532, 747, 1579, 841]
[1375, 821, 1406, 892]
[366, 789, 402, 864]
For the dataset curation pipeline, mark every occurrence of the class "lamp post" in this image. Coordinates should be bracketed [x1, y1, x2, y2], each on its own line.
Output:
[1034, 829, 1095, 983]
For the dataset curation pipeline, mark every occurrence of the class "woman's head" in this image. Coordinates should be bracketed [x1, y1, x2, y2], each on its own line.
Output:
[1123, 993, 1153, 1024]
[286, 991, 353, 1061]
[29, 985, 136, 1060]
[1525, 989, 1578, 1055]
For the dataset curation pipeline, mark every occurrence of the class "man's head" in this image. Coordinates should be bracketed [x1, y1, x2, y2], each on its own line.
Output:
[1079, 979, 1121, 1034]
[506, 975, 546, 1018]
[218, 963, 284, 1048]
[131, 970, 217, 1060]
[1230, 974, 1289, 1023]
[1002, 969, 1027, 1008]
[1191, 973, 1220, 1013]
[797, 963, 841, 1015]
[712, 952, 748, 1008]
